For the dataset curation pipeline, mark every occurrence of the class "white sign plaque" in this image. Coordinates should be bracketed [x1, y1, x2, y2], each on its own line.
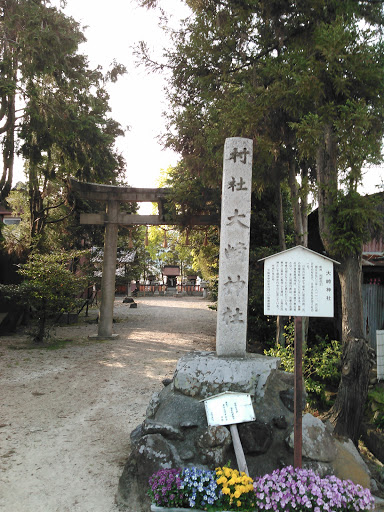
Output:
[203, 392, 255, 427]
[262, 246, 336, 318]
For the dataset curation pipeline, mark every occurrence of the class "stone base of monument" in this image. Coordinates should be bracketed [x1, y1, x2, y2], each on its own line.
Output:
[116, 351, 373, 512]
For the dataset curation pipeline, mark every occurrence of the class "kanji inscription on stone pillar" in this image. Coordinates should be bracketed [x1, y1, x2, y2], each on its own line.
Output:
[216, 137, 253, 357]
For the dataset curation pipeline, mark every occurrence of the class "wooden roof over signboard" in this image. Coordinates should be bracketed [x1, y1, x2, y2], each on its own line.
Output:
[258, 245, 340, 265]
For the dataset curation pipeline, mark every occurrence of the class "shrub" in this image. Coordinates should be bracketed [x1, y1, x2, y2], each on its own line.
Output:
[367, 386, 384, 431]
[265, 323, 341, 405]
[16, 250, 89, 342]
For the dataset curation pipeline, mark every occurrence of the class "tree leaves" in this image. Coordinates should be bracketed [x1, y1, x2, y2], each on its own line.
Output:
[0, 0, 126, 249]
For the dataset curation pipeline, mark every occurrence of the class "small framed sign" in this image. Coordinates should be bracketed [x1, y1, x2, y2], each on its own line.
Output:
[202, 391, 255, 427]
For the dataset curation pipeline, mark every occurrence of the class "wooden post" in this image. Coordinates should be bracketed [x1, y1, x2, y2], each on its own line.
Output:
[294, 315, 303, 468]
[229, 424, 249, 475]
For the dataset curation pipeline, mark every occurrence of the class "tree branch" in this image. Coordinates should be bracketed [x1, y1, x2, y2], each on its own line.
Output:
[45, 206, 75, 225]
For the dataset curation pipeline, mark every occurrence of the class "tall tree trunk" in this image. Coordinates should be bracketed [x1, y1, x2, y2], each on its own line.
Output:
[0, 5, 18, 203]
[275, 181, 286, 252]
[29, 164, 45, 241]
[275, 181, 288, 346]
[339, 253, 365, 341]
[288, 159, 304, 246]
[316, 124, 338, 249]
[0, 94, 15, 202]
[327, 254, 373, 442]
[317, 125, 372, 443]
[288, 159, 310, 347]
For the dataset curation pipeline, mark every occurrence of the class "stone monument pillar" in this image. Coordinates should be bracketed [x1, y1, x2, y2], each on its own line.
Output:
[216, 137, 253, 357]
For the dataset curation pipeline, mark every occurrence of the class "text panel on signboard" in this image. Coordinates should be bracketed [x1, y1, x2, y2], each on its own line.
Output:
[203, 392, 255, 427]
[264, 252, 334, 318]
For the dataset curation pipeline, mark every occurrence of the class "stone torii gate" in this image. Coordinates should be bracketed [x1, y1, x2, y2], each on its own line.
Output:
[69, 178, 218, 339]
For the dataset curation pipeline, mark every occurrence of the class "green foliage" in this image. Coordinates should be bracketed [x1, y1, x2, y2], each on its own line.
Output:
[16, 250, 89, 342]
[265, 324, 342, 405]
[147, 0, 384, 247]
[0, 0, 126, 251]
[247, 188, 295, 348]
[367, 386, 384, 431]
[144, 225, 195, 277]
[328, 191, 383, 257]
[163, 163, 219, 217]
[139, 0, 384, 437]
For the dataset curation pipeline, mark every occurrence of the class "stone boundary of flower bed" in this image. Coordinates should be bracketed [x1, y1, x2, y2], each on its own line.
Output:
[375, 495, 384, 511]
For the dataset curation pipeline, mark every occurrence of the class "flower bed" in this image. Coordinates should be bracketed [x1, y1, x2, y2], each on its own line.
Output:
[148, 465, 375, 511]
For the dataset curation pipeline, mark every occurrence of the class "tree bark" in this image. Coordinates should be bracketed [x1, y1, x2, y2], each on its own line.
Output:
[0, 93, 15, 202]
[275, 181, 288, 346]
[327, 336, 372, 443]
[29, 164, 45, 241]
[288, 159, 304, 246]
[316, 124, 338, 252]
[317, 125, 372, 443]
[275, 181, 286, 251]
[338, 253, 365, 342]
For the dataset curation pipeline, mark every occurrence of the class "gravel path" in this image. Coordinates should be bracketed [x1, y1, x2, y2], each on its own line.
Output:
[0, 296, 217, 512]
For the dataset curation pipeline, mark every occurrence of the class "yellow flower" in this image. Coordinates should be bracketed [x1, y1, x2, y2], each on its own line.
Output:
[217, 476, 227, 485]
[234, 490, 241, 499]
[237, 500, 242, 507]
[223, 467, 232, 478]
[222, 487, 230, 495]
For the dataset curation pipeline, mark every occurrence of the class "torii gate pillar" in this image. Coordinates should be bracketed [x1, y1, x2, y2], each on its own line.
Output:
[94, 200, 119, 339]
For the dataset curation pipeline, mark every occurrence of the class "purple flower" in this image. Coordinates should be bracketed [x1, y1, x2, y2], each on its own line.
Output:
[253, 466, 375, 512]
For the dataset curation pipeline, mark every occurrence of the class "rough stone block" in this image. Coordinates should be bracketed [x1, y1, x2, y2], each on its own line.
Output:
[196, 426, 232, 467]
[273, 416, 288, 429]
[238, 420, 273, 455]
[154, 389, 207, 428]
[142, 419, 184, 441]
[286, 413, 336, 463]
[280, 387, 306, 412]
[173, 351, 280, 399]
[146, 391, 161, 419]
[196, 426, 231, 449]
[332, 438, 371, 489]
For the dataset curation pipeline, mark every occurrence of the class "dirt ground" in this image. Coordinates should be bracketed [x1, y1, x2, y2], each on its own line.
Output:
[0, 296, 217, 512]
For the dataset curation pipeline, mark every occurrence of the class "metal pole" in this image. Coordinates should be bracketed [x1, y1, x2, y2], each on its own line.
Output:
[294, 315, 303, 468]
